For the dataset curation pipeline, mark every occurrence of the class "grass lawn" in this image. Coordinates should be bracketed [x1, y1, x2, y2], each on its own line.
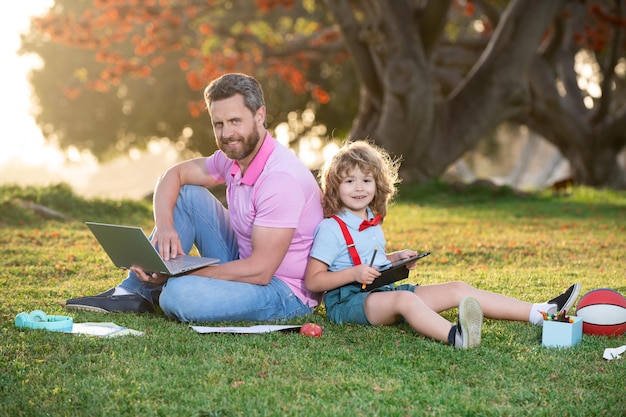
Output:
[1, 182, 625, 417]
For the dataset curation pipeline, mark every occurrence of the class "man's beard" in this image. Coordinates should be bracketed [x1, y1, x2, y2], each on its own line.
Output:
[218, 127, 262, 161]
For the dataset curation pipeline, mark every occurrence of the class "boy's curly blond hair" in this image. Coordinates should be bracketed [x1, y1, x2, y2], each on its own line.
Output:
[319, 140, 401, 219]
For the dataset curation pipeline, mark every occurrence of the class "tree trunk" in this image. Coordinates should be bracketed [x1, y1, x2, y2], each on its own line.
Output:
[519, 1, 626, 189]
[566, 146, 626, 188]
[327, 0, 565, 182]
[326, 0, 626, 188]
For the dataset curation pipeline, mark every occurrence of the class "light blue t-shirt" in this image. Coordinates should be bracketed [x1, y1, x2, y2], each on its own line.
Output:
[310, 208, 391, 271]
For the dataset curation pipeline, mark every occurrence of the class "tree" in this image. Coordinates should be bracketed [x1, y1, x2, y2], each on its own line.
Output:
[23, 0, 626, 188]
[21, 0, 358, 160]
[326, 0, 626, 188]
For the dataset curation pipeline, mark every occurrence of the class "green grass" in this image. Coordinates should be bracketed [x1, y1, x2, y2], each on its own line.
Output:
[1, 182, 625, 417]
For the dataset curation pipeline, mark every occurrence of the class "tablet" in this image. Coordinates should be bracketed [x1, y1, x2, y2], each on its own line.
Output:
[361, 251, 431, 292]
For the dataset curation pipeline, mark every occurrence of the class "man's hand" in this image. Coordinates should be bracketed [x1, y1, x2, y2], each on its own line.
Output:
[131, 266, 170, 286]
[151, 225, 184, 260]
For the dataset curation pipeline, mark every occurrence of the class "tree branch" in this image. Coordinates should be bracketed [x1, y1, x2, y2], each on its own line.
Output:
[591, 0, 625, 123]
[323, 0, 383, 102]
[425, 0, 566, 174]
[416, 0, 453, 58]
[556, 2, 593, 116]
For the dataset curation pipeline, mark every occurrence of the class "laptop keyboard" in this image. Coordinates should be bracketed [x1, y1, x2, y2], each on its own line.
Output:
[164, 255, 211, 272]
[165, 257, 189, 269]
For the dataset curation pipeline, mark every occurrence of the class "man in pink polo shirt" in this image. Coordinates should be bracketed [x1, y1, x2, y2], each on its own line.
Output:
[66, 73, 324, 322]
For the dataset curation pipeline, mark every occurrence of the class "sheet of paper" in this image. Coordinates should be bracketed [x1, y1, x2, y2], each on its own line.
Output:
[190, 324, 301, 334]
[603, 345, 626, 360]
[68, 322, 144, 337]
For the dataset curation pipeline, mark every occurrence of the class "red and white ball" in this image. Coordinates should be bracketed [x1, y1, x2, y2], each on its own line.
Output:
[575, 288, 626, 337]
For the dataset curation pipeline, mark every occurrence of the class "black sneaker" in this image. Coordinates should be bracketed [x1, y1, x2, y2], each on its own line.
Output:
[65, 289, 154, 314]
[456, 297, 483, 349]
[547, 283, 581, 315]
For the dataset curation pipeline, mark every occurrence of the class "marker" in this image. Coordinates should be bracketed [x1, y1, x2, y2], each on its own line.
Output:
[362, 247, 378, 289]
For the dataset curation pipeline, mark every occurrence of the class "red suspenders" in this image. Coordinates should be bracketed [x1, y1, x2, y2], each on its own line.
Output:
[331, 215, 362, 266]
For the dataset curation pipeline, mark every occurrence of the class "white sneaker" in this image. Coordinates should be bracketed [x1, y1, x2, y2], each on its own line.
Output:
[456, 297, 483, 349]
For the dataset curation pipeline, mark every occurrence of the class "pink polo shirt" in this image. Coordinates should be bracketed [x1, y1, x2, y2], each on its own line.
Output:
[205, 132, 323, 307]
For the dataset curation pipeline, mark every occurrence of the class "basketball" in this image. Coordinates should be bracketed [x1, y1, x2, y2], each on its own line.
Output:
[575, 288, 626, 337]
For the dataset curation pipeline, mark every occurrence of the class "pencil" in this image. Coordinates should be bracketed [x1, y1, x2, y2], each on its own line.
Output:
[362, 247, 378, 289]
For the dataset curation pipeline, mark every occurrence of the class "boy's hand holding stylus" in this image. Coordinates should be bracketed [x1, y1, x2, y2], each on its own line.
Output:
[354, 264, 380, 288]
[360, 247, 379, 289]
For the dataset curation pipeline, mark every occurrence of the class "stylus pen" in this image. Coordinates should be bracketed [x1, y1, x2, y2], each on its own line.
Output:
[362, 247, 378, 289]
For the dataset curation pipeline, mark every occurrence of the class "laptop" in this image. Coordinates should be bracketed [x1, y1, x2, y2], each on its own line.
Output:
[361, 251, 431, 292]
[85, 222, 220, 275]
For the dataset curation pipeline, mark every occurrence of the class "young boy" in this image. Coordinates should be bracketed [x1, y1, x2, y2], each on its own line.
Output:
[304, 140, 580, 348]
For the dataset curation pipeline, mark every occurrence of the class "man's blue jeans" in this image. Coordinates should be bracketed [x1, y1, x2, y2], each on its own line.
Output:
[118, 185, 313, 322]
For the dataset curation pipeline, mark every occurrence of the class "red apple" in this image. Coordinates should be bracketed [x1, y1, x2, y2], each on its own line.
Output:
[299, 322, 323, 338]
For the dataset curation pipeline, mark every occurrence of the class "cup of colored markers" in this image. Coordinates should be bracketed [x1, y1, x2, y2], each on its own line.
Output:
[540, 310, 575, 323]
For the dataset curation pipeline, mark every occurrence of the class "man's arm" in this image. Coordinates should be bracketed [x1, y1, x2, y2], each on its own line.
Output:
[138, 160, 298, 286]
[136, 225, 293, 286]
[135, 225, 295, 286]
[192, 225, 294, 285]
[152, 158, 221, 260]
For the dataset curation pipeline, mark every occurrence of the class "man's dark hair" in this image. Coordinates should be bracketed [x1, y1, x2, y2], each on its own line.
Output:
[204, 73, 265, 116]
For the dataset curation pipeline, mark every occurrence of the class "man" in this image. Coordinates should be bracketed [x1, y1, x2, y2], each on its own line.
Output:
[66, 73, 324, 322]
